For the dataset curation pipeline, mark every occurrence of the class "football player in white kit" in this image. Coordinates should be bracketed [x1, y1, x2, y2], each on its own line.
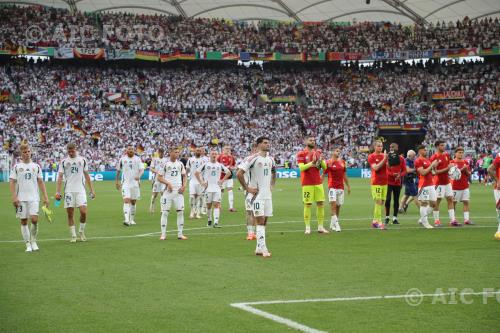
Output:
[157, 147, 188, 240]
[55, 143, 96, 242]
[243, 144, 258, 240]
[9, 144, 50, 252]
[115, 145, 144, 226]
[237, 137, 276, 258]
[194, 149, 231, 227]
[149, 148, 167, 213]
[186, 147, 205, 219]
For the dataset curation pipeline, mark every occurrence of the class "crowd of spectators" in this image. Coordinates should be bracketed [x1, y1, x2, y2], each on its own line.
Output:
[1, 5, 499, 53]
[0, 58, 498, 171]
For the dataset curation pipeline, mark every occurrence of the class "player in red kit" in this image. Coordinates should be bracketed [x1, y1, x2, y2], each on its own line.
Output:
[324, 147, 350, 232]
[296, 136, 328, 234]
[367, 140, 388, 229]
[487, 153, 500, 240]
[451, 147, 473, 225]
[217, 145, 236, 212]
[414, 145, 439, 229]
[385, 143, 406, 225]
[430, 140, 459, 227]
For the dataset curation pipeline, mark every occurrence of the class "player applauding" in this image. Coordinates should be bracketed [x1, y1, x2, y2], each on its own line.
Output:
[324, 147, 350, 232]
[451, 147, 473, 225]
[296, 136, 328, 234]
[430, 140, 458, 227]
[367, 140, 388, 229]
[415, 145, 439, 229]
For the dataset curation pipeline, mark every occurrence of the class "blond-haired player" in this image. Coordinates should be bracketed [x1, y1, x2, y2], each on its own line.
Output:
[55, 143, 95, 242]
[9, 144, 49, 252]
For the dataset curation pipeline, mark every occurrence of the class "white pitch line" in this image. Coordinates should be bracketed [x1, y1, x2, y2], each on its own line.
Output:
[0, 217, 496, 244]
[231, 291, 500, 333]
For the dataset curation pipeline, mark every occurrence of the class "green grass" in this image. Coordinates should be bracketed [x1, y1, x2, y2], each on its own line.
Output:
[1, 179, 499, 333]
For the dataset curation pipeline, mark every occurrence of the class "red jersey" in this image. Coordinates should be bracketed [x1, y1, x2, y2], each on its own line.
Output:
[325, 159, 346, 190]
[494, 157, 500, 181]
[368, 153, 388, 186]
[451, 159, 470, 190]
[296, 149, 322, 186]
[414, 156, 433, 188]
[217, 153, 236, 179]
[430, 152, 451, 185]
[387, 155, 406, 186]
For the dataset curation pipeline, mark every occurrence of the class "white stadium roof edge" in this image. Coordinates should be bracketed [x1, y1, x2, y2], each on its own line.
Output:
[1, 0, 499, 24]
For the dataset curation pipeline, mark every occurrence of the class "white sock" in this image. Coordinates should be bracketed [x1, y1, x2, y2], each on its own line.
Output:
[214, 208, 220, 225]
[331, 215, 337, 224]
[21, 224, 30, 243]
[30, 223, 38, 241]
[433, 210, 439, 221]
[247, 225, 253, 234]
[208, 207, 213, 222]
[393, 216, 398, 221]
[177, 211, 184, 237]
[70, 225, 76, 237]
[464, 211, 469, 221]
[448, 209, 455, 221]
[256, 225, 267, 252]
[79, 222, 86, 232]
[130, 205, 136, 222]
[228, 190, 234, 209]
[189, 196, 195, 213]
[420, 207, 429, 225]
[161, 211, 168, 235]
[197, 197, 203, 214]
[123, 203, 130, 222]
[427, 206, 433, 215]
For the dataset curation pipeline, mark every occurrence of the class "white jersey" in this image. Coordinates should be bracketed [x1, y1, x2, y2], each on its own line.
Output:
[10, 162, 43, 201]
[151, 157, 168, 181]
[58, 156, 88, 193]
[197, 161, 229, 192]
[238, 154, 275, 200]
[159, 160, 186, 190]
[118, 155, 144, 188]
[186, 156, 205, 184]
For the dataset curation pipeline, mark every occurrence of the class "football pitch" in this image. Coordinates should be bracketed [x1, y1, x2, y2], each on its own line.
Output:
[1, 178, 499, 333]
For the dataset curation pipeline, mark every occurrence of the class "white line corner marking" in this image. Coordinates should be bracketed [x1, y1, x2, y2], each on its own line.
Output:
[230, 291, 500, 333]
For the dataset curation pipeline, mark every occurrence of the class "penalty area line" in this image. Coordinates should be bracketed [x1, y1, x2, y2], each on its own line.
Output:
[230, 290, 500, 333]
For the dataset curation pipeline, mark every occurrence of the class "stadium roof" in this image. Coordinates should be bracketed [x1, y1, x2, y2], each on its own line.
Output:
[3, 0, 500, 24]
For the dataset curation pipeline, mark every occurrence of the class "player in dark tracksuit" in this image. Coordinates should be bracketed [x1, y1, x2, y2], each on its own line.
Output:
[399, 150, 420, 214]
[385, 143, 406, 225]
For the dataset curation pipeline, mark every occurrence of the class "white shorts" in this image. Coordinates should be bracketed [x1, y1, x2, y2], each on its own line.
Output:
[189, 182, 203, 196]
[245, 193, 253, 211]
[222, 178, 234, 189]
[205, 190, 222, 204]
[328, 188, 345, 205]
[16, 201, 39, 219]
[64, 192, 87, 208]
[418, 185, 437, 202]
[494, 190, 500, 206]
[161, 191, 184, 211]
[122, 186, 140, 200]
[252, 199, 273, 217]
[453, 188, 470, 202]
[152, 181, 165, 193]
[436, 183, 453, 198]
